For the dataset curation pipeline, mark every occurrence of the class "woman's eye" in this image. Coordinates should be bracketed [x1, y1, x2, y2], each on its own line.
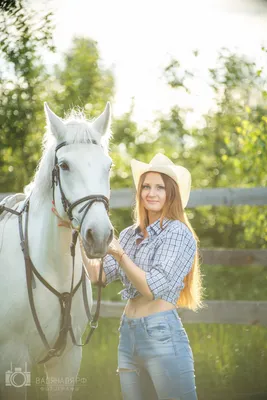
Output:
[142, 185, 165, 190]
[59, 162, 69, 171]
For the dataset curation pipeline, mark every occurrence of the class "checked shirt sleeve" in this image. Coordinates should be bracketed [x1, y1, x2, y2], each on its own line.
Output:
[102, 254, 119, 285]
[145, 228, 197, 299]
[103, 227, 131, 285]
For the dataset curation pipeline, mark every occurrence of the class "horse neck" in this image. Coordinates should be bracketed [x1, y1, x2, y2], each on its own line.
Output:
[28, 192, 82, 292]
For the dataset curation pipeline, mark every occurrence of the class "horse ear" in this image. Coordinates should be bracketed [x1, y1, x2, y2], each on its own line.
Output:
[44, 102, 65, 140]
[91, 102, 111, 136]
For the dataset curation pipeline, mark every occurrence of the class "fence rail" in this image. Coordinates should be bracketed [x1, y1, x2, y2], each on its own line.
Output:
[93, 300, 267, 326]
[1, 189, 267, 326]
[1, 186, 267, 207]
[200, 249, 267, 266]
[110, 186, 267, 208]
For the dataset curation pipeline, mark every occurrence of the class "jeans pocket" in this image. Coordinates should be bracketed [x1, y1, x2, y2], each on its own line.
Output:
[173, 326, 189, 341]
[145, 320, 172, 343]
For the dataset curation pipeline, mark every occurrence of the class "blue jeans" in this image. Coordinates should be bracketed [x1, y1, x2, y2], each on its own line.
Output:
[117, 309, 198, 400]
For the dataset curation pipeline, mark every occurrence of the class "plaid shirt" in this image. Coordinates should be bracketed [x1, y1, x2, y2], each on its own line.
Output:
[103, 218, 197, 305]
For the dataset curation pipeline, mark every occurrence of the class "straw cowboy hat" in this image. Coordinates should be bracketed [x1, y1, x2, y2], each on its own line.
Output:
[131, 153, 191, 208]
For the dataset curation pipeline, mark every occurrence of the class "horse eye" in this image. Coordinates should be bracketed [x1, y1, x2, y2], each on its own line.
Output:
[59, 162, 69, 171]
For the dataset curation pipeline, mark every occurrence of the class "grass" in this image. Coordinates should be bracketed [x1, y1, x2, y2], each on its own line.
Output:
[29, 321, 267, 400]
[26, 264, 267, 399]
[202, 265, 267, 301]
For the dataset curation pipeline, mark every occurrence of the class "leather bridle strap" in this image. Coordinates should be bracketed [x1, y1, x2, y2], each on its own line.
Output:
[40, 140, 110, 362]
[17, 199, 106, 364]
[69, 258, 104, 346]
[68, 195, 109, 224]
[18, 201, 82, 362]
[1, 140, 110, 364]
[51, 141, 109, 224]
[0, 205, 22, 216]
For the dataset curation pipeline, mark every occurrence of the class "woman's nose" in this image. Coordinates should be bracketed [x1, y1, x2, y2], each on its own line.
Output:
[148, 188, 157, 196]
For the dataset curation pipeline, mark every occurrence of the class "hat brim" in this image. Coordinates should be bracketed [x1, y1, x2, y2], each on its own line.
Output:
[130, 159, 191, 208]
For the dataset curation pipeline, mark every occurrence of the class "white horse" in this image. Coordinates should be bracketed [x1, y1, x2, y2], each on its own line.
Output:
[0, 102, 114, 399]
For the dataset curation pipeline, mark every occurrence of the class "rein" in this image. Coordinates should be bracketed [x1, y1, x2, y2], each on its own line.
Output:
[0, 141, 110, 364]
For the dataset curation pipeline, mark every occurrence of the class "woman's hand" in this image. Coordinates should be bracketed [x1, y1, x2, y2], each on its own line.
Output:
[108, 238, 125, 262]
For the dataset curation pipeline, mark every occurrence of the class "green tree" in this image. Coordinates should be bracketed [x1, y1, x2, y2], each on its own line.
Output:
[50, 37, 115, 118]
[0, 0, 55, 192]
[0, 0, 16, 12]
[110, 100, 159, 188]
[154, 49, 267, 248]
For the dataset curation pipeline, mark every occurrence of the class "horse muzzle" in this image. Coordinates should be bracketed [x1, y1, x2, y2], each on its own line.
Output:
[81, 226, 113, 259]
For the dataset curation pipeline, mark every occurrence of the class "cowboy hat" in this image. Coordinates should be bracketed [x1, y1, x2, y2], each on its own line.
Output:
[131, 153, 191, 208]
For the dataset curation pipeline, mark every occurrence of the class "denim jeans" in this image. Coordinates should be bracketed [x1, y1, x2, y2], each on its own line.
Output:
[117, 309, 198, 400]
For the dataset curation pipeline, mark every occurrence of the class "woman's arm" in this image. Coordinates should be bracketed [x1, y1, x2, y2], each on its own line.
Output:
[108, 228, 196, 301]
[109, 239, 153, 300]
[117, 253, 153, 300]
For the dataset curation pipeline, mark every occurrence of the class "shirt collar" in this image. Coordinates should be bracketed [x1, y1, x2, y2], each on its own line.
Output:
[134, 217, 171, 238]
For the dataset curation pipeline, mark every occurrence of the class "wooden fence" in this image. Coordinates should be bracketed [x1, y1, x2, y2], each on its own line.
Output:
[1, 187, 267, 326]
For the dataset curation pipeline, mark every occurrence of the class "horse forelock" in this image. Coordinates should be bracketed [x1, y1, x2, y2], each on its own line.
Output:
[63, 109, 111, 148]
[65, 119, 100, 145]
[25, 113, 110, 207]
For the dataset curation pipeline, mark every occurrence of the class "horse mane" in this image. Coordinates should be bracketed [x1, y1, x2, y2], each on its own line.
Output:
[25, 110, 111, 207]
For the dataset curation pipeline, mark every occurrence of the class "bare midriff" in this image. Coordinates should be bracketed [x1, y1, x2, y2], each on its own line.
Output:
[123, 234, 176, 318]
[124, 294, 176, 318]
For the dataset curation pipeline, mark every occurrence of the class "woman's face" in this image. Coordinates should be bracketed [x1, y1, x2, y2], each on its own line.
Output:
[141, 172, 166, 215]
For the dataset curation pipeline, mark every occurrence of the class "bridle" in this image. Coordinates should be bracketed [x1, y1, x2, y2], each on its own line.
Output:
[0, 140, 111, 364]
[52, 141, 109, 223]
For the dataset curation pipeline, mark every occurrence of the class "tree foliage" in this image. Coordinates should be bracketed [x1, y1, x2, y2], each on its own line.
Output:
[111, 49, 267, 247]
[0, 0, 55, 191]
[0, 1, 265, 250]
[0, 0, 16, 12]
[0, 6, 115, 192]
[51, 37, 115, 118]
[153, 49, 267, 248]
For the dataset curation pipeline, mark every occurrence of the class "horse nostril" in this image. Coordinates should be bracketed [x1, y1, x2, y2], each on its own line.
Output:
[86, 228, 94, 244]
[108, 229, 113, 245]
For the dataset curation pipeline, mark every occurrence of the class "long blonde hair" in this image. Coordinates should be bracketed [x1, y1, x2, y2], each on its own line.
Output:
[133, 172, 205, 311]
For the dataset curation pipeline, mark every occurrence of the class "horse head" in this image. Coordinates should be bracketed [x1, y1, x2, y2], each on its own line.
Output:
[44, 103, 114, 258]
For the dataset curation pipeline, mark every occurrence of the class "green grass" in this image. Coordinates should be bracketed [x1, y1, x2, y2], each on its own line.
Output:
[26, 265, 267, 399]
[29, 320, 267, 400]
[78, 322, 267, 400]
[202, 265, 267, 301]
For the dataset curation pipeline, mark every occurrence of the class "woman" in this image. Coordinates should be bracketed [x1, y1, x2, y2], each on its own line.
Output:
[55, 153, 203, 399]
[82, 153, 204, 400]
